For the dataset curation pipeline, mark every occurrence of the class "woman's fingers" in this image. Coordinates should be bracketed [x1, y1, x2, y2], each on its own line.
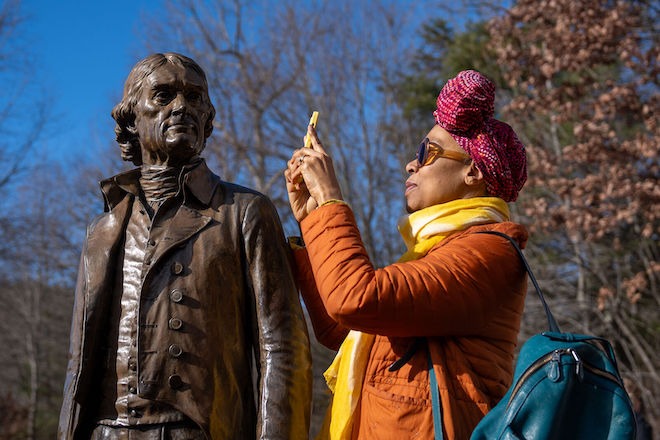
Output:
[289, 148, 324, 184]
[284, 168, 296, 187]
[307, 126, 328, 155]
[292, 146, 323, 162]
[286, 129, 342, 205]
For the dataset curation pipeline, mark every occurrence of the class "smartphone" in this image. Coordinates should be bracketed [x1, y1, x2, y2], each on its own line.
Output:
[303, 111, 319, 148]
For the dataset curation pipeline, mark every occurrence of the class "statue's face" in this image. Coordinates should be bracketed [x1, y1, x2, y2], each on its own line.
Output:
[133, 63, 211, 166]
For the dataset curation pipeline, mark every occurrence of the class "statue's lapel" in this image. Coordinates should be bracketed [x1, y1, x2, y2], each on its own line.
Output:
[84, 196, 132, 321]
[149, 205, 212, 267]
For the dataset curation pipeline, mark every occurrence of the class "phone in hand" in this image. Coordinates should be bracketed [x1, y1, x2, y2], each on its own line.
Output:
[303, 111, 319, 148]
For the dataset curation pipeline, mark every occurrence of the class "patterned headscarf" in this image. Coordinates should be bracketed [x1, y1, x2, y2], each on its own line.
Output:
[433, 70, 527, 202]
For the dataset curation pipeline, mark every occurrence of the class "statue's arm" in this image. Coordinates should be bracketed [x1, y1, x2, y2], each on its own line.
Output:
[243, 195, 312, 439]
[58, 229, 89, 439]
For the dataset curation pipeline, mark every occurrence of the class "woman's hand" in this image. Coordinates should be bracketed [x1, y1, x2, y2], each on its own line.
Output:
[285, 125, 343, 222]
[285, 167, 318, 223]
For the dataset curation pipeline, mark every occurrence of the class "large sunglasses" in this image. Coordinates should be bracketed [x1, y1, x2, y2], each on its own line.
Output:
[416, 138, 472, 167]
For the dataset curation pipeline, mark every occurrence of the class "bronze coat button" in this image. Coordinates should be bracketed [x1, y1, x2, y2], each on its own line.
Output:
[128, 359, 137, 371]
[129, 386, 137, 394]
[129, 409, 141, 418]
[168, 344, 183, 358]
[168, 374, 183, 389]
[170, 289, 184, 303]
[169, 318, 183, 330]
[171, 262, 184, 275]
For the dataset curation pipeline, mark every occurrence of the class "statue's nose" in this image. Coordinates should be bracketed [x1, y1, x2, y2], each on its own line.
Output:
[172, 93, 187, 114]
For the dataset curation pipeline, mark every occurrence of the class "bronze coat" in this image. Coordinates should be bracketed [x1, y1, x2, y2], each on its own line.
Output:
[59, 161, 312, 439]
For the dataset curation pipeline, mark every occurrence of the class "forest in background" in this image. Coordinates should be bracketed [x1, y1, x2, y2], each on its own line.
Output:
[0, 0, 657, 438]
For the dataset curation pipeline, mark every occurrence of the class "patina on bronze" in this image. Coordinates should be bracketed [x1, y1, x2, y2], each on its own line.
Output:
[58, 53, 312, 440]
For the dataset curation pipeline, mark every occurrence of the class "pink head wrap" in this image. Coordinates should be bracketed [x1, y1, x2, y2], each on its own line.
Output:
[433, 70, 527, 202]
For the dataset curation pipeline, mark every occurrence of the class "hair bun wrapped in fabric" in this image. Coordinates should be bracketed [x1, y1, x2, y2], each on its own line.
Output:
[433, 70, 495, 134]
[433, 70, 527, 202]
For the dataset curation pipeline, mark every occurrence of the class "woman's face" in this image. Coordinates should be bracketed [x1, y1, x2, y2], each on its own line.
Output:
[404, 125, 475, 213]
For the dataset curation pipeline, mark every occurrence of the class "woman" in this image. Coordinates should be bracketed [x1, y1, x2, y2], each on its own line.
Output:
[285, 70, 528, 440]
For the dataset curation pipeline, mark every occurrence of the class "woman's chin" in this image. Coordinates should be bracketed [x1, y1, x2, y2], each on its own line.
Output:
[404, 198, 417, 213]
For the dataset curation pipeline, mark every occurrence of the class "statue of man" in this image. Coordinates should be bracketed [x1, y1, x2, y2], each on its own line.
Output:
[58, 52, 311, 439]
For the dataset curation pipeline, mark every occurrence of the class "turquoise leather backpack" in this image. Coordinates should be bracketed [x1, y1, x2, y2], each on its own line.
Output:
[470, 231, 637, 440]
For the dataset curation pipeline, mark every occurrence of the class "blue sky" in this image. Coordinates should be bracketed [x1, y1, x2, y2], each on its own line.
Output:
[23, 0, 165, 162]
[18, 0, 470, 166]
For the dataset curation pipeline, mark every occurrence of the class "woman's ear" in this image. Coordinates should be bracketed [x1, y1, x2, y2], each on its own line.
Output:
[464, 162, 486, 189]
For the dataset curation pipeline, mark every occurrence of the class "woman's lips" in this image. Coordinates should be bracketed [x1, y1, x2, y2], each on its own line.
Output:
[405, 181, 417, 195]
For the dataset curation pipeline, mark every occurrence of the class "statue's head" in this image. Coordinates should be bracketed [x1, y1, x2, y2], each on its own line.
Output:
[111, 53, 216, 166]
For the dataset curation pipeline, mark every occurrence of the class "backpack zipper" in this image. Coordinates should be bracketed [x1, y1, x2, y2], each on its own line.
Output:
[506, 348, 621, 409]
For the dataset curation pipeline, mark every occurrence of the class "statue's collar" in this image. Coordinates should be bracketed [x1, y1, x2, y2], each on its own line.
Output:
[99, 159, 220, 211]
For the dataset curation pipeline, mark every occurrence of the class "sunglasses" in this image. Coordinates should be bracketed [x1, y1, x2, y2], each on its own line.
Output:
[416, 138, 472, 167]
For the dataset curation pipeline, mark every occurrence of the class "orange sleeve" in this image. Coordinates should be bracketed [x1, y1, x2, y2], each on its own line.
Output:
[292, 246, 349, 350]
[300, 203, 527, 337]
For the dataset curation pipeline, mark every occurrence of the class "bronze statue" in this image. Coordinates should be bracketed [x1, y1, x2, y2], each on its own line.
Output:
[58, 53, 311, 439]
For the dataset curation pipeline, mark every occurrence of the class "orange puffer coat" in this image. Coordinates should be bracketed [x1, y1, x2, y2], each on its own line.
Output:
[294, 203, 528, 440]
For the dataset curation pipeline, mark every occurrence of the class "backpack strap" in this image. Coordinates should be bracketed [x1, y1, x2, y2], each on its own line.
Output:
[427, 342, 444, 440]
[477, 230, 561, 333]
[387, 340, 444, 439]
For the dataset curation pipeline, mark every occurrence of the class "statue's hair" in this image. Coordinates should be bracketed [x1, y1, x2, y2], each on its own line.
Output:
[111, 52, 216, 165]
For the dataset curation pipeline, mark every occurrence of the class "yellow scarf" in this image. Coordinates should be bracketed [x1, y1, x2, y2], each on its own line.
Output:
[318, 197, 510, 440]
